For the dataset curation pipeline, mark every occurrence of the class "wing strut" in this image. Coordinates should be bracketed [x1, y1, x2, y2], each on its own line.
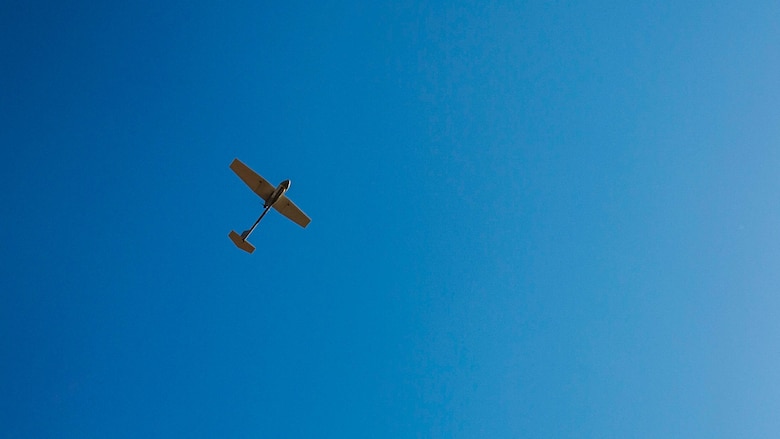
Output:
[228, 205, 272, 254]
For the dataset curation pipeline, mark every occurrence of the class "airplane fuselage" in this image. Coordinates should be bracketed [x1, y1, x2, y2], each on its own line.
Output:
[264, 179, 291, 208]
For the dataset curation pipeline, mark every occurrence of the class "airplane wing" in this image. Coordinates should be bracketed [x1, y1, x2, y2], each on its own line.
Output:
[230, 158, 275, 201]
[273, 194, 311, 228]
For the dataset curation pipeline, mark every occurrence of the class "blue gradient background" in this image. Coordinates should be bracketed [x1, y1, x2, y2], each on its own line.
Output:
[2, 1, 779, 437]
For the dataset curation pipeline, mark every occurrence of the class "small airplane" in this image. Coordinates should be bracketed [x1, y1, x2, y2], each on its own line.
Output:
[228, 158, 310, 253]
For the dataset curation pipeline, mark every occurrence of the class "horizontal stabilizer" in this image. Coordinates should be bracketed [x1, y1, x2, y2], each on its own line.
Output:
[229, 230, 255, 254]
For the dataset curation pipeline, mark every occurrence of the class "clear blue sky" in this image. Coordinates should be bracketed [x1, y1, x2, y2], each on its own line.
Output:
[2, 1, 779, 437]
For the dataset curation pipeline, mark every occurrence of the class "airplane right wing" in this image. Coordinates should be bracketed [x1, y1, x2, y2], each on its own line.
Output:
[273, 194, 311, 228]
[230, 158, 275, 201]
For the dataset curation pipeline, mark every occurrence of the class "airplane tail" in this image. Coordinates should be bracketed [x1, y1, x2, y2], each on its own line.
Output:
[229, 230, 256, 254]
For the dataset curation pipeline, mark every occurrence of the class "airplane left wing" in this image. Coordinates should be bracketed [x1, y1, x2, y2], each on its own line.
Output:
[230, 158, 275, 201]
[273, 194, 311, 228]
